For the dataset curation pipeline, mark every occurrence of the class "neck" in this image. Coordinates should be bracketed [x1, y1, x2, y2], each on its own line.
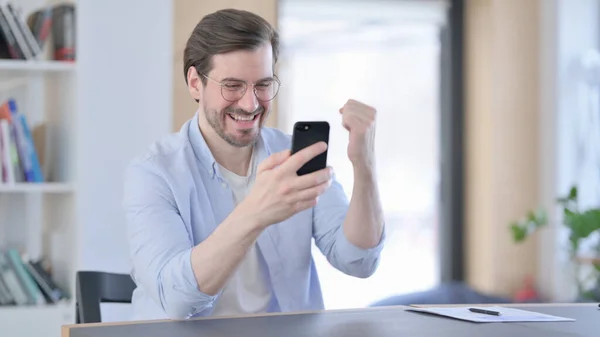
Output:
[198, 121, 254, 176]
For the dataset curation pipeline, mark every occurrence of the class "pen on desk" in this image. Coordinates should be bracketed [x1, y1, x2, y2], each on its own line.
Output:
[469, 308, 501, 316]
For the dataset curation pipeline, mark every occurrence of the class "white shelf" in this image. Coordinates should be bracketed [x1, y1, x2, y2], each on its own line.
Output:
[0, 59, 76, 72]
[1, 1, 80, 337]
[0, 183, 75, 193]
[0, 303, 73, 337]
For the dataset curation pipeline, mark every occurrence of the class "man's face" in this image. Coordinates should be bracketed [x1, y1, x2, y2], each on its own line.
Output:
[196, 44, 275, 148]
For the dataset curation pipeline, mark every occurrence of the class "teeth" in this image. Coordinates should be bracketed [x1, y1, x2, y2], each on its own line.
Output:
[230, 114, 255, 121]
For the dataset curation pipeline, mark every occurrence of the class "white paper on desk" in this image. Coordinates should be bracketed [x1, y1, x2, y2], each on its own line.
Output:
[406, 306, 576, 323]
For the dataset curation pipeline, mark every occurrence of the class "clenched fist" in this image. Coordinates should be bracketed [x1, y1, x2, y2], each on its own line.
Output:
[339, 99, 376, 168]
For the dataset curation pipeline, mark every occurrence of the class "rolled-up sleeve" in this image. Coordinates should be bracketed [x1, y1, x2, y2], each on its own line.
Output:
[123, 158, 217, 319]
[311, 174, 386, 278]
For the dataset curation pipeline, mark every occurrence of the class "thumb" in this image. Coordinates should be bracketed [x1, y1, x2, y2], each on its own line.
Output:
[257, 149, 291, 174]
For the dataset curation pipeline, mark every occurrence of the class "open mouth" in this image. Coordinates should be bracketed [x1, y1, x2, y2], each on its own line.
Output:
[227, 113, 260, 124]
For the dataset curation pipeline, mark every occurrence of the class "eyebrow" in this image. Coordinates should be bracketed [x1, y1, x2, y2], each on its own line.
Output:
[221, 76, 275, 83]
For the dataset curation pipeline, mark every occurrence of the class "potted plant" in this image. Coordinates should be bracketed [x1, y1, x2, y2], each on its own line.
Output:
[510, 185, 600, 301]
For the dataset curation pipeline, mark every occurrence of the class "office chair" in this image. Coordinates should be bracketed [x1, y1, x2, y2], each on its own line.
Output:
[75, 271, 137, 323]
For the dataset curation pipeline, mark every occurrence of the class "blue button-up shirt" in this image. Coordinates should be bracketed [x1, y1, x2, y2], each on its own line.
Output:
[122, 112, 385, 320]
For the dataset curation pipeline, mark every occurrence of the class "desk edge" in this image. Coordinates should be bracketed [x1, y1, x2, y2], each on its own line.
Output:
[61, 302, 597, 334]
[411, 302, 598, 308]
[60, 304, 413, 331]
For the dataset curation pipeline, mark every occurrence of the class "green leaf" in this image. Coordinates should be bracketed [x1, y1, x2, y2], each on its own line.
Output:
[569, 186, 578, 199]
[511, 223, 527, 242]
[557, 186, 578, 205]
[563, 208, 576, 229]
[509, 207, 548, 243]
[564, 209, 600, 241]
[526, 210, 536, 222]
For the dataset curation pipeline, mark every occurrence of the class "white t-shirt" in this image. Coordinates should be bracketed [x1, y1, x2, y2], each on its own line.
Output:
[211, 150, 274, 316]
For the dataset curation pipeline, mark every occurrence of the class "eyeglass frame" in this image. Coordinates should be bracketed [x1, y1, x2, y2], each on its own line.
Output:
[200, 72, 281, 102]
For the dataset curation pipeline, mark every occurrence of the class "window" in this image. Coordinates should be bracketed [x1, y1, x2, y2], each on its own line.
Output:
[278, 0, 448, 309]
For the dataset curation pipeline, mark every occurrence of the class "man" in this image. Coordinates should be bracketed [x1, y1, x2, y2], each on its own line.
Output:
[123, 8, 385, 321]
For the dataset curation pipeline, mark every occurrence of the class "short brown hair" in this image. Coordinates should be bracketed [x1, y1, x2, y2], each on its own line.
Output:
[183, 9, 280, 87]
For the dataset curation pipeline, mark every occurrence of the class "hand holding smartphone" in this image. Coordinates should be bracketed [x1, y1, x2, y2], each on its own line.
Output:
[239, 121, 331, 227]
[290, 121, 330, 175]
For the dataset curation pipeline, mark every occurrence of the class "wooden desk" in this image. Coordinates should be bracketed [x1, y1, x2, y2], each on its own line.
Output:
[62, 303, 597, 337]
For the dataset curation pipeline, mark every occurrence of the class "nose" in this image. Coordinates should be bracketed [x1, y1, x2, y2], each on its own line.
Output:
[238, 88, 259, 112]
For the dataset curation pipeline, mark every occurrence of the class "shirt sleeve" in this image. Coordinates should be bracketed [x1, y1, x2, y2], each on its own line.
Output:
[123, 157, 218, 319]
[311, 173, 386, 278]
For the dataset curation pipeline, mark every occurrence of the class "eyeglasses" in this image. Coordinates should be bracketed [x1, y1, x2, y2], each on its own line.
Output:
[201, 73, 281, 102]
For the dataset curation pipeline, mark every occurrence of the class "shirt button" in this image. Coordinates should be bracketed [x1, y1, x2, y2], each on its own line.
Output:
[221, 182, 227, 188]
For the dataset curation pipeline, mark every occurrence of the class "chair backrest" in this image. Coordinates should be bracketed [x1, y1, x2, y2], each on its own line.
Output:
[75, 271, 137, 323]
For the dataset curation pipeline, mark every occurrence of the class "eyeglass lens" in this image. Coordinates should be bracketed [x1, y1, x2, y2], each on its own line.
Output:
[221, 80, 280, 102]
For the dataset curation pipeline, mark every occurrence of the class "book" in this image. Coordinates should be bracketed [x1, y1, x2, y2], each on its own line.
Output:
[6, 3, 42, 58]
[0, 251, 28, 305]
[0, 250, 70, 306]
[0, 1, 54, 60]
[0, 270, 15, 305]
[0, 118, 14, 183]
[0, 3, 33, 59]
[27, 6, 52, 49]
[26, 258, 69, 303]
[0, 98, 45, 184]
[0, 1, 20, 59]
[5, 249, 45, 305]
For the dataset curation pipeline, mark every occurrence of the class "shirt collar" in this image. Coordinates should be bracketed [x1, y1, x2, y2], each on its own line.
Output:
[187, 110, 272, 179]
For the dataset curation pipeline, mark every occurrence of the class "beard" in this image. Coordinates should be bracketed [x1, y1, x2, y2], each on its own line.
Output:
[204, 103, 268, 148]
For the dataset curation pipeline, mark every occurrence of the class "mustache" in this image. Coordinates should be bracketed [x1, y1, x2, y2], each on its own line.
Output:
[224, 106, 264, 116]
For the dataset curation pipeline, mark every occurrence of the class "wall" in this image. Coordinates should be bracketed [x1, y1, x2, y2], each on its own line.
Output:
[76, 0, 173, 273]
[464, 0, 540, 297]
[172, 0, 279, 131]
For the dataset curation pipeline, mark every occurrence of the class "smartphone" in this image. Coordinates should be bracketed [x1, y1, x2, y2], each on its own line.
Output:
[291, 121, 330, 175]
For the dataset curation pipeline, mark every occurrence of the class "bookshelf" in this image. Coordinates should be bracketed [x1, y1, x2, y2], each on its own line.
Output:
[0, 303, 72, 337]
[0, 59, 76, 72]
[0, 182, 74, 193]
[1, 1, 77, 337]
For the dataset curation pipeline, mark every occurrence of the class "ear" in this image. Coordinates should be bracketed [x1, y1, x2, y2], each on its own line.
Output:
[187, 67, 203, 101]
